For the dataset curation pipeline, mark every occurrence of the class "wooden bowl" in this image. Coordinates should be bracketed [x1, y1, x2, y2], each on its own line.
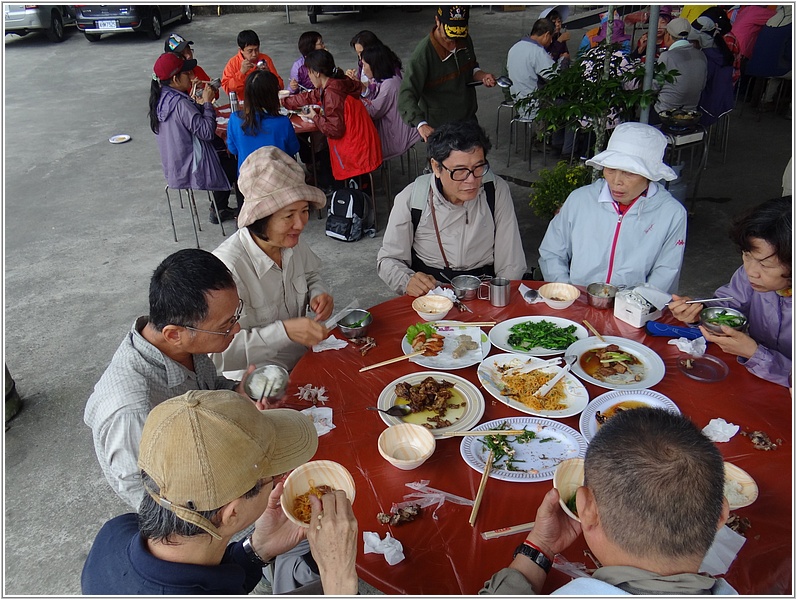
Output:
[724, 462, 758, 509]
[378, 423, 436, 470]
[281, 460, 356, 527]
[412, 295, 454, 321]
[552, 457, 584, 521]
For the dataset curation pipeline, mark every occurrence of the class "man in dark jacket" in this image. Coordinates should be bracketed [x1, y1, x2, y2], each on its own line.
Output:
[398, 5, 498, 141]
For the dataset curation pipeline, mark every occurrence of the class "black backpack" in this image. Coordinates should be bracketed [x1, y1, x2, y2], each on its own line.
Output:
[325, 183, 375, 242]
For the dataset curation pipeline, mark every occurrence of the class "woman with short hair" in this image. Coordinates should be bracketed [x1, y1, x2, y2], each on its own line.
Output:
[288, 30, 324, 94]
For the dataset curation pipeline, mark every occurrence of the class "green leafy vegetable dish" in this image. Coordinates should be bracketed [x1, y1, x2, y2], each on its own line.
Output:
[507, 320, 579, 351]
[406, 322, 436, 344]
[705, 311, 746, 328]
[479, 421, 554, 471]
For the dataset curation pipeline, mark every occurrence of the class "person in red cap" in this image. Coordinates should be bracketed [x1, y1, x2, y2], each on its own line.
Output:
[399, 5, 498, 142]
[148, 52, 239, 223]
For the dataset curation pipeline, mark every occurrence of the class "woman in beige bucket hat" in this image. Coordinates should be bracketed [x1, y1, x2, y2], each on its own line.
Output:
[211, 147, 333, 374]
[538, 122, 688, 294]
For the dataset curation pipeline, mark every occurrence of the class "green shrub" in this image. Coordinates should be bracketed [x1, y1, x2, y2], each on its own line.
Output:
[529, 161, 592, 219]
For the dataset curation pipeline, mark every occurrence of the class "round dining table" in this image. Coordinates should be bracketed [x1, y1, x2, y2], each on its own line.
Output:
[289, 281, 792, 595]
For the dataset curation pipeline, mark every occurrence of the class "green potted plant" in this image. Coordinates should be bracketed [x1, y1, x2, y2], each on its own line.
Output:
[528, 160, 592, 219]
[516, 43, 678, 170]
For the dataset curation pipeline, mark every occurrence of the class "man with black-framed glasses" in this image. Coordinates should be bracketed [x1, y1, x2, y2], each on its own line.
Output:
[84, 249, 261, 510]
[377, 119, 527, 296]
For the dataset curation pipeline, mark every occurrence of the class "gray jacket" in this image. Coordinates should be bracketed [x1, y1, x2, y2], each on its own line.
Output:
[654, 42, 708, 113]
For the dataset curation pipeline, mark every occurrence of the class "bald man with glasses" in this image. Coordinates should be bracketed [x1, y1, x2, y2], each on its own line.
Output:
[84, 249, 261, 510]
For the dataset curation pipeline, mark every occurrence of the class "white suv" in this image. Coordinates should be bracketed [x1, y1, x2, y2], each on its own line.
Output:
[4, 4, 76, 43]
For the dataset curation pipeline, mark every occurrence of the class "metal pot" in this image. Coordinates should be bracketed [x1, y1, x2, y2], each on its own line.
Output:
[451, 275, 481, 301]
[587, 282, 619, 309]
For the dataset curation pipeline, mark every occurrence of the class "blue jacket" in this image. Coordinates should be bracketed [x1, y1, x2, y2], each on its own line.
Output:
[155, 86, 229, 191]
[226, 111, 300, 173]
[81, 514, 262, 594]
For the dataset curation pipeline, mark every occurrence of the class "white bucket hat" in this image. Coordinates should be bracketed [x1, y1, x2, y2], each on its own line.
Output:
[586, 122, 677, 182]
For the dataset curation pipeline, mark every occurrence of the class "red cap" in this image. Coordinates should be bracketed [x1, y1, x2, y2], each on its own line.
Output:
[153, 52, 197, 80]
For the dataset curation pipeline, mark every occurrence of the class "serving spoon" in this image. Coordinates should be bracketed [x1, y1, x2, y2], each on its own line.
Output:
[367, 405, 412, 417]
[467, 75, 514, 88]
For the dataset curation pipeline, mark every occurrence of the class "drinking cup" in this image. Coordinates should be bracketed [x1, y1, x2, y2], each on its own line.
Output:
[478, 277, 510, 307]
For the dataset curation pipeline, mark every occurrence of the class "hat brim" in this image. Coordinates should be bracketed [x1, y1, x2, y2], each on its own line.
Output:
[586, 149, 677, 182]
[181, 58, 198, 73]
[238, 183, 327, 228]
[258, 408, 319, 476]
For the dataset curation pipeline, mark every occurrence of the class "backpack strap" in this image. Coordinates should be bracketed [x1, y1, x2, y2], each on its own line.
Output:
[410, 172, 496, 232]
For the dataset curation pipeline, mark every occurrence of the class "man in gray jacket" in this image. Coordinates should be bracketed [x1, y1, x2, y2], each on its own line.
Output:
[652, 17, 708, 119]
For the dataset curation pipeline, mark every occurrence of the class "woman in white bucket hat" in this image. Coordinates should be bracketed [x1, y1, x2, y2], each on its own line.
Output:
[538, 122, 687, 294]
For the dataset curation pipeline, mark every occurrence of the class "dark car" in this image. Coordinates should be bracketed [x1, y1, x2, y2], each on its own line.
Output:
[4, 4, 77, 43]
[74, 5, 192, 42]
[306, 5, 364, 24]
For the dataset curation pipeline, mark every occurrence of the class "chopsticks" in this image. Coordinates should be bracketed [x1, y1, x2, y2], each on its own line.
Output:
[582, 319, 606, 343]
[469, 450, 494, 526]
[684, 297, 734, 305]
[436, 321, 496, 327]
[441, 430, 525, 438]
[359, 350, 423, 372]
[481, 521, 536, 540]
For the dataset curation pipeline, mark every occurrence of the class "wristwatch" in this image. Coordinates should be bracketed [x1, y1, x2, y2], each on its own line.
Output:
[242, 535, 274, 567]
[513, 541, 553, 573]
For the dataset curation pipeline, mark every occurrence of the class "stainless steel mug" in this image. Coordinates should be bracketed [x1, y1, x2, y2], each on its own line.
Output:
[478, 277, 510, 307]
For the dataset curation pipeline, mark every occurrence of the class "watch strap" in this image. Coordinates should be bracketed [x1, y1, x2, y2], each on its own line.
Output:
[242, 535, 274, 567]
[513, 540, 553, 573]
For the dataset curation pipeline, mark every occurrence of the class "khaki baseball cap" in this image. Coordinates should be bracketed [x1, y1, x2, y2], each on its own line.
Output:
[138, 390, 318, 539]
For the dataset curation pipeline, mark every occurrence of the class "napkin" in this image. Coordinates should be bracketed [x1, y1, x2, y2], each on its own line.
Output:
[301, 406, 335, 436]
[667, 336, 707, 356]
[295, 384, 329, 405]
[702, 418, 739, 442]
[699, 525, 746, 575]
[215, 117, 229, 125]
[312, 335, 349, 352]
[634, 283, 671, 311]
[363, 532, 405, 565]
[427, 287, 457, 302]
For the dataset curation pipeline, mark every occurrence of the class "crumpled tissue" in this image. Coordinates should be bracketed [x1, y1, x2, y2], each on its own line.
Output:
[295, 384, 328, 405]
[700, 525, 746, 575]
[312, 335, 349, 352]
[702, 418, 739, 442]
[363, 532, 405, 565]
[301, 406, 335, 436]
[667, 336, 707, 356]
[427, 286, 457, 302]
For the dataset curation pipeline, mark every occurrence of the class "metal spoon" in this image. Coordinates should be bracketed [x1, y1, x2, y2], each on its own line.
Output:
[367, 405, 412, 417]
[523, 288, 540, 303]
[467, 75, 513, 88]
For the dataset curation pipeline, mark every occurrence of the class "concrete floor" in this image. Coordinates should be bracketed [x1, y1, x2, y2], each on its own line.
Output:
[3, 5, 792, 596]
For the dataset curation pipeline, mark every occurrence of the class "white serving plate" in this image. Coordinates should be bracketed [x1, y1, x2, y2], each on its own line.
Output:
[460, 417, 587, 482]
[376, 371, 485, 439]
[477, 353, 589, 418]
[489, 316, 588, 357]
[400, 322, 490, 370]
[566, 335, 666, 390]
[578, 389, 680, 442]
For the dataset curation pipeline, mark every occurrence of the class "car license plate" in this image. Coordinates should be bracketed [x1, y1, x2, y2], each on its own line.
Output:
[97, 19, 117, 29]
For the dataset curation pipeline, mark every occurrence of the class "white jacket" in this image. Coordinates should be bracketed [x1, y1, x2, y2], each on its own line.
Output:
[211, 228, 329, 372]
[538, 179, 687, 293]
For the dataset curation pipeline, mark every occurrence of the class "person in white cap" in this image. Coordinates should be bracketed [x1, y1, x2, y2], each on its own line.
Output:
[81, 390, 358, 595]
[651, 17, 708, 121]
[538, 122, 687, 294]
[212, 146, 333, 374]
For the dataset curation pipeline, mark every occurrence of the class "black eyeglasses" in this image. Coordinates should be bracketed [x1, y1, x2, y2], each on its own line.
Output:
[439, 161, 490, 181]
[182, 299, 244, 337]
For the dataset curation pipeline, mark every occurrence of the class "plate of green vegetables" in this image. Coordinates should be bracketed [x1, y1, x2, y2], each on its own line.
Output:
[489, 316, 589, 357]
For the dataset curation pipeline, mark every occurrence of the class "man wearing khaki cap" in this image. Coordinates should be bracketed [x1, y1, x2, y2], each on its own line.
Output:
[399, 5, 498, 141]
[82, 390, 358, 595]
[652, 16, 708, 120]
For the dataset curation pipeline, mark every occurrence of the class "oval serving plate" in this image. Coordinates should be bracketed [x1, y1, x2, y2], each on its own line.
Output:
[376, 371, 485, 439]
[400, 322, 490, 370]
[460, 417, 587, 482]
[724, 462, 758, 509]
[566, 335, 665, 390]
[109, 134, 131, 144]
[489, 316, 588, 357]
[477, 353, 588, 418]
[578, 389, 680, 442]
